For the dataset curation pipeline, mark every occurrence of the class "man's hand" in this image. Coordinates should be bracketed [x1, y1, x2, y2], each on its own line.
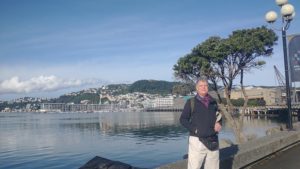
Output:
[214, 122, 222, 133]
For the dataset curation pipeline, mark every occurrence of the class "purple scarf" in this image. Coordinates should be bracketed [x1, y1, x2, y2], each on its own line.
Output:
[196, 94, 210, 108]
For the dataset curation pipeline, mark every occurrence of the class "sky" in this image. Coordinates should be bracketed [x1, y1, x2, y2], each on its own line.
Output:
[0, 0, 299, 100]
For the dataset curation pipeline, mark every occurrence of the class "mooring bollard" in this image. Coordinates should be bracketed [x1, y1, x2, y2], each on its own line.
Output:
[79, 156, 146, 169]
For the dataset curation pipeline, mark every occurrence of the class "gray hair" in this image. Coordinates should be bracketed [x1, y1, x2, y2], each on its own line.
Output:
[196, 77, 208, 86]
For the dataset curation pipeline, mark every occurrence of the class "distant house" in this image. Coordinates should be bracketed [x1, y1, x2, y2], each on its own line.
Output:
[80, 100, 91, 104]
[3, 107, 11, 112]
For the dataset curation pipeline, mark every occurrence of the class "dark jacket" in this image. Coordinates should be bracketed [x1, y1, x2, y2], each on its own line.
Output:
[180, 95, 218, 138]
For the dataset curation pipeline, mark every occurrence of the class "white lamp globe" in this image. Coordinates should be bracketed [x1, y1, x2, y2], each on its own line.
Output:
[281, 4, 295, 16]
[276, 0, 288, 6]
[265, 11, 278, 23]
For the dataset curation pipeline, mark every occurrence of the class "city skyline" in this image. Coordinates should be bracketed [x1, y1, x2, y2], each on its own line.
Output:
[1, 0, 299, 100]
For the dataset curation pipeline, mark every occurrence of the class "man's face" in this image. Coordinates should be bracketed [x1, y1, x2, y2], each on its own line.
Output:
[196, 81, 208, 97]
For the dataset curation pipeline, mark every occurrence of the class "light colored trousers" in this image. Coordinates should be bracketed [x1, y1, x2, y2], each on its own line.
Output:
[188, 136, 219, 169]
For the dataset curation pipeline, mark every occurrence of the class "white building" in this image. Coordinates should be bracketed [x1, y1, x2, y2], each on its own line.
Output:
[153, 96, 174, 107]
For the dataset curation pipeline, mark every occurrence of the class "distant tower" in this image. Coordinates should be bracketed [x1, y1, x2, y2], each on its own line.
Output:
[99, 94, 102, 105]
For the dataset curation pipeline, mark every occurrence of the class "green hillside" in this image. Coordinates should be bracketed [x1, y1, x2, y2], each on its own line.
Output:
[128, 80, 179, 95]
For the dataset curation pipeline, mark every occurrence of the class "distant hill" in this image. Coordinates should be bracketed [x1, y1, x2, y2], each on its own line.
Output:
[51, 93, 101, 104]
[0, 80, 278, 111]
[46, 84, 280, 104]
[128, 80, 179, 95]
[47, 80, 184, 104]
[106, 84, 130, 95]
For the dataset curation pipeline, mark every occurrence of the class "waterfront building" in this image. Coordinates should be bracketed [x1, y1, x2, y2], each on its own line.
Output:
[40, 103, 126, 112]
[41, 103, 67, 112]
[153, 96, 174, 107]
[229, 87, 282, 106]
[3, 107, 11, 112]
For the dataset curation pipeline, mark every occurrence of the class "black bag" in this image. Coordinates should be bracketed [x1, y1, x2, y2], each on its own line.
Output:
[199, 135, 219, 151]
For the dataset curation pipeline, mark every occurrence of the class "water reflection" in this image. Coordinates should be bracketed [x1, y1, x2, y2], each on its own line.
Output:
[98, 112, 184, 137]
[99, 112, 180, 129]
[0, 112, 288, 169]
[97, 112, 285, 141]
[54, 111, 286, 143]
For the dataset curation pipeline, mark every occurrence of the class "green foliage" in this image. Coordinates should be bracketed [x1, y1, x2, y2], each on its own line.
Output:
[231, 98, 245, 107]
[53, 93, 100, 104]
[100, 97, 110, 104]
[247, 98, 266, 107]
[0, 101, 37, 111]
[0, 102, 8, 111]
[128, 80, 179, 94]
[107, 84, 129, 95]
[173, 26, 278, 95]
[222, 98, 266, 107]
[172, 83, 195, 95]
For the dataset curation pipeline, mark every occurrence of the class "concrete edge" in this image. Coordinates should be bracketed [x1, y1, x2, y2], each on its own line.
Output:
[231, 130, 300, 169]
[156, 123, 300, 169]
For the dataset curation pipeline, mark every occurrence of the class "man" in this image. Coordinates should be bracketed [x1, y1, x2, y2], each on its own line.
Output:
[180, 78, 222, 169]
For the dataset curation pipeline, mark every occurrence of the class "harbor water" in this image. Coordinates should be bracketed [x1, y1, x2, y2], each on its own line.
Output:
[0, 111, 285, 169]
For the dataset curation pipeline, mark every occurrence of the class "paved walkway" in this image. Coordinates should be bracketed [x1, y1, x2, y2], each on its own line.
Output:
[249, 142, 300, 169]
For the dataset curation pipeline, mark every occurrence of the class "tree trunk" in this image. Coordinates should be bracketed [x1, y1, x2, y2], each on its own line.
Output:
[211, 79, 222, 103]
[239, 69, 248, 140]
[219, 87, 246, 144]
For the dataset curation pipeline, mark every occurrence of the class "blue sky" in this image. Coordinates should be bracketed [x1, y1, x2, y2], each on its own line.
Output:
[0, 0, 299, 100]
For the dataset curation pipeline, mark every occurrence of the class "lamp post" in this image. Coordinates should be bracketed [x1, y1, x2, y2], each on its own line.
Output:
[265, 0, 296, 129]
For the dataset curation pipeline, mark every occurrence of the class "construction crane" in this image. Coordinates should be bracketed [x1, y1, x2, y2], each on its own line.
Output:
[274, 65, 285, 89]
[274, 65, 287, 104]
[274, 65, 300, 104]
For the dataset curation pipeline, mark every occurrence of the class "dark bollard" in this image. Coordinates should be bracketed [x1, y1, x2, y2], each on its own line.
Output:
[182, 154, 188, 159]
[298, 109, 300, 121]
[79, 156, 145, 169]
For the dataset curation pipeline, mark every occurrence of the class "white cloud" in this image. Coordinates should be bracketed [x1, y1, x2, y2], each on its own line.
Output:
[0, 75, 97, 94]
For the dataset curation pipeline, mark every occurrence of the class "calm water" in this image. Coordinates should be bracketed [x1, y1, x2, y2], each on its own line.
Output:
[0, 112, 284, 169]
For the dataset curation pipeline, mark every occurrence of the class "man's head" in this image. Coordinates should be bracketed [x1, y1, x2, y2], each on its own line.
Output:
[196, 78, 208, 97]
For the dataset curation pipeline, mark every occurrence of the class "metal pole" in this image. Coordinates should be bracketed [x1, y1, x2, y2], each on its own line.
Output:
[282, 28, 293, 129]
